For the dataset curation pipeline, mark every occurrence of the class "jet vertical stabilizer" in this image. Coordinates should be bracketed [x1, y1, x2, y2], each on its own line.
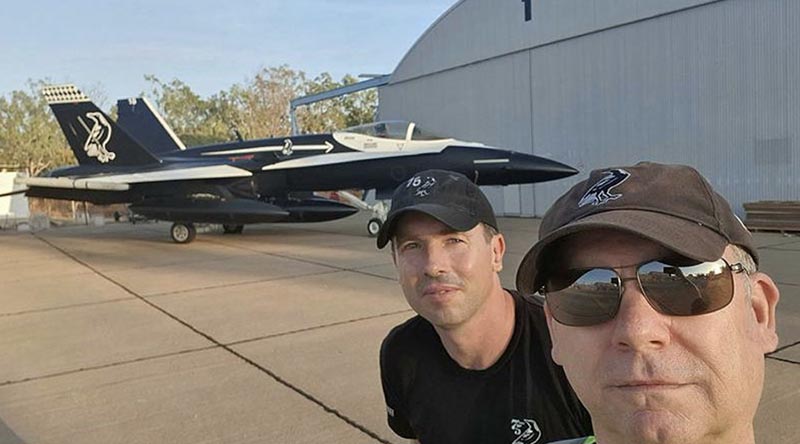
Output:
[116, 96, 186, 154]
[42, 84, 160, 167]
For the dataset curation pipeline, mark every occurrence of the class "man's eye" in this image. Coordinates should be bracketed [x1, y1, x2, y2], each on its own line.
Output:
[400, 242, 420, 251]
[447, 237, 465, 244]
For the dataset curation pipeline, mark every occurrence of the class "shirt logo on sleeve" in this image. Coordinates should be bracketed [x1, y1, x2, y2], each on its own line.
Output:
[510, 418, 542, 443]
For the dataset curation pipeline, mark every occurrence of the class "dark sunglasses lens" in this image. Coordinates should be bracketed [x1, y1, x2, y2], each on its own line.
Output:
[638, 259, 734, 316]
[546, 269, 621, 326]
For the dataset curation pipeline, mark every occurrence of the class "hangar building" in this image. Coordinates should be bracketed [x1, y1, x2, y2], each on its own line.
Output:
[378, 0, 800, 217]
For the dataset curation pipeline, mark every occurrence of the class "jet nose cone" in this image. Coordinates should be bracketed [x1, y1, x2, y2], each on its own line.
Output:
[505, 152, 578, 183]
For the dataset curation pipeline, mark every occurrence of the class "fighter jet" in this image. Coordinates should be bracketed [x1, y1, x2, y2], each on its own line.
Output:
[17, 84, 577, 243]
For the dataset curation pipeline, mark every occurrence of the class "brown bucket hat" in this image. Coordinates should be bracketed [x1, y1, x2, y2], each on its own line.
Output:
[515, 162, 758, 293]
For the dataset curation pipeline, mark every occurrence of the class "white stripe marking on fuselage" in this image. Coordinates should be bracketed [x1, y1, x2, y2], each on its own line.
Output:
[473, 158, 510, 164]
[260, 146, 450, 171]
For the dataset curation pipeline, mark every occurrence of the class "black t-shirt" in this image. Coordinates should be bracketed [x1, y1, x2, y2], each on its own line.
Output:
[380, 290, 592, 444]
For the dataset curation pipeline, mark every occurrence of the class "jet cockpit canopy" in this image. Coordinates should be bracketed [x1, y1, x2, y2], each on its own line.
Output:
[342, 121, 445, 141]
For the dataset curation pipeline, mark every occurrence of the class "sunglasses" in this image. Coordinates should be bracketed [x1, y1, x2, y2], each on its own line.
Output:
[541, 257, 746, 326]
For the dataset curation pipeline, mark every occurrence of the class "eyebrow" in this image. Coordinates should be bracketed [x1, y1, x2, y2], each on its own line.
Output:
[394, 227, 462, 243]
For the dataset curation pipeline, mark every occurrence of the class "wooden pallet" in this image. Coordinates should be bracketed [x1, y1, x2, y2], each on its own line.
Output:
[743, 201, 800, 233]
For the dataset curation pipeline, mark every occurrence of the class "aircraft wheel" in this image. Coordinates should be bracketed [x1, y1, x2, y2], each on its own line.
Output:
[223, 224, 244, 234]
[171, 222, 196, 244]
[367, 218, 383, 237]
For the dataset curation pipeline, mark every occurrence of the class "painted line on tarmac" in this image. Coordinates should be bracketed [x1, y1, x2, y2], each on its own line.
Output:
[0, 297, 136, 318]
[227, 309, 413, 347]
[0, 345, 217, 387]
[770, 340, 800, 356]
[144, 269, 344, 299]
[203, 237, 398, 282]
[767, 355, 800, 365]
[0, 310, 412, 387]
[31, 233, 394, 444]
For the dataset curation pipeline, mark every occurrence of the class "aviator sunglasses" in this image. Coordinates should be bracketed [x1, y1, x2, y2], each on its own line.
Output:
[540, 257, 746, 326]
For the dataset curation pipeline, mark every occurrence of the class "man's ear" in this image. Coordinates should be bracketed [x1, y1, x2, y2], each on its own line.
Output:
[491, 233, 506, 273]
[749, 272, 780, 353]
[543, 303, 564, 365]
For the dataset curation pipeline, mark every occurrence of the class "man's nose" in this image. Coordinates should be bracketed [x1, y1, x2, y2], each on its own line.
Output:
[423, 244, 450, 277]
[610, 280, 672, 351]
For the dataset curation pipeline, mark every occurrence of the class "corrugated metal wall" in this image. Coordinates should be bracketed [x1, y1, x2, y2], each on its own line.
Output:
[392, 0, 718, 83]
[380, 0, 800, 217]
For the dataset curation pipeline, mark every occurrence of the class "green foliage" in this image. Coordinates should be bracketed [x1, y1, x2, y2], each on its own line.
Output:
[145, 67, 378, 142]
[143, 75, 233, 146]
[221, 65, 306, 139]
[0, 80, 74, 175]
[297, 73, 378, 134]
[0, 67, 378, 174]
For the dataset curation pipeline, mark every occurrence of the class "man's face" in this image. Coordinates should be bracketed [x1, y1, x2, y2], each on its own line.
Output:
[392, 212, 504, 330]
[544, 230, 779, 444]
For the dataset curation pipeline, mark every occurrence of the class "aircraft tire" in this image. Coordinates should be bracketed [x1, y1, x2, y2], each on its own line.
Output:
[367, 218, 383, 237]
[222, 224, 245, 234]
[171, 222, 197, 244]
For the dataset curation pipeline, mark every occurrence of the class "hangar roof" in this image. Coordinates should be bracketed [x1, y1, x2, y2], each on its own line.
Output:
[391, 0, 720, 84]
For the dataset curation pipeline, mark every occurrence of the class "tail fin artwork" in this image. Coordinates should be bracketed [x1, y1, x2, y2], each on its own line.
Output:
[116, 96, 186, 155]
[42, 85, 160, 167]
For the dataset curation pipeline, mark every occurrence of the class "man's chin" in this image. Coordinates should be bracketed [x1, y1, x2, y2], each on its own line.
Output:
[621, 410, 698, 444]
[422, 306, 469, 330]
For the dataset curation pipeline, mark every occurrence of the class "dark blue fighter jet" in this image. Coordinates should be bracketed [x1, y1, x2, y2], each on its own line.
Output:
[16, 84, 577, 243]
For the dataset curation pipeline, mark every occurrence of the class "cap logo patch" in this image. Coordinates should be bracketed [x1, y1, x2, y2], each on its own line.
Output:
[406, 174, 437, 197]
[578, 168, 630, 207]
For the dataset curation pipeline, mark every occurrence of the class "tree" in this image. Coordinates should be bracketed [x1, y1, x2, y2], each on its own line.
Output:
[223, 65, 306, 139]
[296, 73, 377, 134]
[144, 67, 378, 142]
[143, 75, 231, 146]
[0, 80, 74, 176]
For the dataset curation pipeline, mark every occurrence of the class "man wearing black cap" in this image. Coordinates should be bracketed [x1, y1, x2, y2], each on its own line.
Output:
[377, 169, 592, 444]
[515, 162, 780, 444]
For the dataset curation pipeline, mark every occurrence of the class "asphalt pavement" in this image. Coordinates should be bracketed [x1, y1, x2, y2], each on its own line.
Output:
[0, 214, 797, 443]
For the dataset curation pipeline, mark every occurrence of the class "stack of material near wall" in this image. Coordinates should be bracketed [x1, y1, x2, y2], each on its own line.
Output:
[743, 201, 800, 233]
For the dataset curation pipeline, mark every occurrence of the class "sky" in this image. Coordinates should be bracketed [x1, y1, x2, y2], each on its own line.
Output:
[0, 0, 456, 106]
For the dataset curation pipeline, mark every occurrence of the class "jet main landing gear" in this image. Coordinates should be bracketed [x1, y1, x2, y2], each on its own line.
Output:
[222, 224, 244, 234]
[170, 222, 197, 244]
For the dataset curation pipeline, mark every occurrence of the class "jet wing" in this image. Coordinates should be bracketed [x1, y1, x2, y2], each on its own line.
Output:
[17, 177, 130, 191]
[77, 165, 253, 184]
[18, 165, 252, 190]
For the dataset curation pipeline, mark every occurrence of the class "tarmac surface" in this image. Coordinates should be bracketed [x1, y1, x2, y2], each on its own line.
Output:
[0, 213, 798, 444]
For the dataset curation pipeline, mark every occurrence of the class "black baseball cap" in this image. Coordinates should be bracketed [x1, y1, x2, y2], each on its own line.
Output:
[376, 169, 498, 248]
[516, 162, 758, 293]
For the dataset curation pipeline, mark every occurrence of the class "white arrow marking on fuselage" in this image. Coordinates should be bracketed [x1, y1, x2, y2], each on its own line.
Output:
[201, 141, 333, 156]
[473, 158, 510, 164]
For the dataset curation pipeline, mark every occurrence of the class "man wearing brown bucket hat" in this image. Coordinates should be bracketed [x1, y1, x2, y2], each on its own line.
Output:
[515, 162, 780, 444]
[377, 169, 592, 444]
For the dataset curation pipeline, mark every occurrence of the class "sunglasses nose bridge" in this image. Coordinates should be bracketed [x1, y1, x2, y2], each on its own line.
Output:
[618, 275, 647, 302]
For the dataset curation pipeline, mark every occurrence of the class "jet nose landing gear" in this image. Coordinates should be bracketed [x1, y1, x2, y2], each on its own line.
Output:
[332, 191, 389, 238]
[170, 222, 197, 244]
[367, 218, 383, 237]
